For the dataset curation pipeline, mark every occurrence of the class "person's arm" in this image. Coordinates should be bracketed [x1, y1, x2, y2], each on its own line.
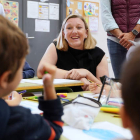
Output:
[37, 43, 67, 79]
[118, 24, 140, 49]
[137, 19, 140, 25]
[101, 0, 119, 32]
[96, 55, 109, 80]
[23, 61, 35, 79]
[24, 63, 63, 139]
[101, 0, 124, 38]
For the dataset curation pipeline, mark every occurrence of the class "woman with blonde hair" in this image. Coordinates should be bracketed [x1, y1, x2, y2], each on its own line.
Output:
[37, 14, 109, 91]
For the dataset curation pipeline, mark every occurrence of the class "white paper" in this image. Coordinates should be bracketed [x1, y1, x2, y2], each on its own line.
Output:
[83, 93, 99, 98]
[39, 2, 49, 19]
[78, 2, 82, 10]
[89, 17, 98, 32]
[49, 3, 59, 20]
[20, 79, 82, 85]
[63, 122, 132, 140]
[20, 101, 42, 114]
[35, 19, 50, 32]
[27, 1, 39, 18]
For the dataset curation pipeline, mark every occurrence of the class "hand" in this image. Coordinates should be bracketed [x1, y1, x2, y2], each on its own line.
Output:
[42, 63, 57, 100]
[80, 78, 90, 91]
[118, 32, 135, 50]
[5, 91, 22, 106]
[89, 82, 102, 94]
[64, 69, 89, 80]
[12, 91, 22, 103]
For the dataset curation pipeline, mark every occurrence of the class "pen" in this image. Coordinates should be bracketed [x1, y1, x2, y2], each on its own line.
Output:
[61, 98, 70, 102]
[102, 105, 119, 108]
[88, 79, 100, 87]
[23, 96, 38, 100]
[57, 93, 67, 98]
[44, 71, 48, 74]
[108, 102, 122, 107]
[108, 101, 123, 104]
[113, 115, 120, 118]
[18, 90, 26, 94]
[100, 107, 120, 114]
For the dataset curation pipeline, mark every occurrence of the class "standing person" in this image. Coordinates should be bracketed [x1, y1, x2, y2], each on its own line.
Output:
[101, 0, 140, 78]
[37, 14, 109, 91]
[0, 3, 5, 16]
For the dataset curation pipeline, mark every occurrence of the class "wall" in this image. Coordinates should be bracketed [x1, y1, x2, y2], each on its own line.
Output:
[82, 0, 115, 78]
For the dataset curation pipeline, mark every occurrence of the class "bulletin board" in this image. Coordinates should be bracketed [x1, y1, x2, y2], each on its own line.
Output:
[66, 0, 99, 32]
[0, 0, 19, 26]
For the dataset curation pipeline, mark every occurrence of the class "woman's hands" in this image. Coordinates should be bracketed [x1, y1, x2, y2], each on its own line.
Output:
[64, 69, 89, 80]
[64, 69, 103, 91]
[89, 82, 102, 94]
[80, 78, 90, 91]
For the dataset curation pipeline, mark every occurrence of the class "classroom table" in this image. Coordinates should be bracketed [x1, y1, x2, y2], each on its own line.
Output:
[22, 90, 122, 140]
[59, 91, 122, 140]
[16, 77, 84, 92]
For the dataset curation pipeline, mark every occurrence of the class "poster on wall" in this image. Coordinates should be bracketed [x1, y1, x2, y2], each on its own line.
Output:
[27, 1, 38, 18]
[49, 3, 59, 20]
[89, 17, 98, 32]
[38, 2, 49, 19]
[84, 2, 97, 16]
[0, 0, 18, 26]
[35, 19, 50, 32]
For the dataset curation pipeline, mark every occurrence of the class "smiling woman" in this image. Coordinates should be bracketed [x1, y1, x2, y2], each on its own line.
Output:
[37, 14, 109, 92]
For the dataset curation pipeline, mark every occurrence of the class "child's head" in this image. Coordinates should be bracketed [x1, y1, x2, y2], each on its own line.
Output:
[121, 47, 140, 137]
[0, 15, 29, 97]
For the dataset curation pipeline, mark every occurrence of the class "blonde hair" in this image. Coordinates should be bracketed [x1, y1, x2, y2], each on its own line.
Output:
[55, 14, 97, 51]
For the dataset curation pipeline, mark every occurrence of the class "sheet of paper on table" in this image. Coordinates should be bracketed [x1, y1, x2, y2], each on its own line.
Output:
[20, 79, 82, 85]
[20, 100, 42, 114]
[63, 121, 132, 140]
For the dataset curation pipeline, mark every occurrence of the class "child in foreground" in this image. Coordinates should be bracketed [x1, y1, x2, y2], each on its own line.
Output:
[119, 47, 140, 140]
[0, 15, 63, 140]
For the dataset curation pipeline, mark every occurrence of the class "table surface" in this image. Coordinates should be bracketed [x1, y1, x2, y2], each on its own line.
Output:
[23, 90, 122, 140]
[16, 77, 84, 92]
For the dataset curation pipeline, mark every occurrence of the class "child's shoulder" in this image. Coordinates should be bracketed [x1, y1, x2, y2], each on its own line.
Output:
[0, 98, 32, 122]
[0, 99, 36, 139]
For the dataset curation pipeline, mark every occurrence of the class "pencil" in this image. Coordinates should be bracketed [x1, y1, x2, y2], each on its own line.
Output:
[88, 79, 100, 87]
[113, 115, 120, 118]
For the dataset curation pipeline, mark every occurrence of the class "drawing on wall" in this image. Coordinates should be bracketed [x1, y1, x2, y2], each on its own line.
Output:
[0, 0, 18, 26]
[38, 2, 49, 19]
[67, 0, 71, 7]
[84, 2, 96, 16]
[75, 9, 80, 15]
[78, 2, 82, 10]
[89, 17, 98, 32]
[69, 8, 72, 15]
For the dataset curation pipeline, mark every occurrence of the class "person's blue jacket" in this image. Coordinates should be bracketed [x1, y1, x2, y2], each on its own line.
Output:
[0, 96, 63, 140]
[23, 61, 35, 79]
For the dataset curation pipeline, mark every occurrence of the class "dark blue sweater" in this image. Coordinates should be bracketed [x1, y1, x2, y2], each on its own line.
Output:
[23, 61, 35, 79]
[0, 96, 63, 140]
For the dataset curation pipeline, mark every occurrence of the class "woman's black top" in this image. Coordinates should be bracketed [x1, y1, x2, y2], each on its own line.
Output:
[53, 41, 105, 91]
